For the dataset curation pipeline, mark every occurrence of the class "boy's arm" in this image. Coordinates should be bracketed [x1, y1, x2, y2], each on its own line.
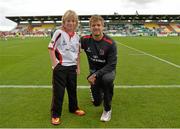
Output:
[76, 45, 81, 74]
[48, 30, 61, 69]
[48, 48, 58, 69]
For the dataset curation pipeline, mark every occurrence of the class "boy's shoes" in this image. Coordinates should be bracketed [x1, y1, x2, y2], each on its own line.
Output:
[51, 109, 85, 125]
[51, 117, 61, 125]
[74, 109, 85, 116]
[100, 109, 112, 122]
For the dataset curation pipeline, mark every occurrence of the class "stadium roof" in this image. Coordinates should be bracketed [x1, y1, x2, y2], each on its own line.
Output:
[6, 14, 180, 23]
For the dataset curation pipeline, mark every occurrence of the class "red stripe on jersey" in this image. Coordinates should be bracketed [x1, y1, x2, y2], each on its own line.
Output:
[56, 49, 63, 64]
[83, 35, 92, 39]
[103, 37, 113, 44]
[53, 33, 61, 48]
[58, 53, 62, 65]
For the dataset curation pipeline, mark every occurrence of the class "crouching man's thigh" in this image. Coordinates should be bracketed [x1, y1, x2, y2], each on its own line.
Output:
[101, 71, 116, 84]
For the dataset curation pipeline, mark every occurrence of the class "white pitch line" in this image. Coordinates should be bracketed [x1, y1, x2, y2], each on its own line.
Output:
[0, 55, 24, 57]
[118, 42, 180, 69]
[0, 85, 180, 88]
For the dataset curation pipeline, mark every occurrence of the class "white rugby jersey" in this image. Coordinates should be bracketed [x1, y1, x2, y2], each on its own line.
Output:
[48, 29, 80, 66]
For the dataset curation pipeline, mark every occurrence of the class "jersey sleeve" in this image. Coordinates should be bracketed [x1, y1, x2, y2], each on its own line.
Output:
[48, 30, 61, 50]
[76, 34, 81, 53]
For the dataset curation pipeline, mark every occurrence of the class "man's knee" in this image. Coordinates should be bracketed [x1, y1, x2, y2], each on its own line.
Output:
[101, 71, 115, 84]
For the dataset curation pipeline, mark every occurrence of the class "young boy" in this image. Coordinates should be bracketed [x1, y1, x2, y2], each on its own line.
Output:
[48, 10, 85, 125]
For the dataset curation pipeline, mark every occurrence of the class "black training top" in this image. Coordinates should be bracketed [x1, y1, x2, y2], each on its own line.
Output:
[80, 34, 117, 77]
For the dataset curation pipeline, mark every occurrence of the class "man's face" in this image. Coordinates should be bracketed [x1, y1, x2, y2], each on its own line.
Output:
[90, 20, 104, 36]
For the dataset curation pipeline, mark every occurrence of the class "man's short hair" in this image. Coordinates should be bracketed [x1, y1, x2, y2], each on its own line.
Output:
[89, 15, 104, 26]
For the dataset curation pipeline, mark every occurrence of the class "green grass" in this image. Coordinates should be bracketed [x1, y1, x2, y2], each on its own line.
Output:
[115, 36, 180, 85]
[0, 37, 180, 85]
[0, 37, 52, 85]
[0, 36, 180, 128]
[0, 88, 180, 128]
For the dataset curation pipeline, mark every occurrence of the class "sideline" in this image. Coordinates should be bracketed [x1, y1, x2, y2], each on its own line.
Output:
[118, 42, 180, 69]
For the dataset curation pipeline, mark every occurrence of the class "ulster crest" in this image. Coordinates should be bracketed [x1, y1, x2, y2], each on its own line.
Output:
[99, 49, 104, 55]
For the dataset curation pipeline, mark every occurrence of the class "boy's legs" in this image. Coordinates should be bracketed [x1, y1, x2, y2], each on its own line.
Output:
[66, 66, 78, 112]
[51, 65, 67, 118]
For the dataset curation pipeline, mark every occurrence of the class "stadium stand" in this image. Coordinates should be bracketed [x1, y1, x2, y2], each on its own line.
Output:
[4, 14, 180, 37]
[144, 22, 159, 30]
[170, 23, 180, 33]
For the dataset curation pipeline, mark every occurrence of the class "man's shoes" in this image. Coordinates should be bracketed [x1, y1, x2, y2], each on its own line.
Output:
[51, 117, 61, 125]
[74, 109, 85, 116]
[100, 110, 112, 122]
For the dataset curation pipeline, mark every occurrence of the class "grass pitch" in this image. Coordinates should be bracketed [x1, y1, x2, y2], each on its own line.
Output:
[0, 36, 180, 128]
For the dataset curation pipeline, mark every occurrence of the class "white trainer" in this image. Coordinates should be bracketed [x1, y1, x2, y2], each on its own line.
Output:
[100, 109, 112, 122]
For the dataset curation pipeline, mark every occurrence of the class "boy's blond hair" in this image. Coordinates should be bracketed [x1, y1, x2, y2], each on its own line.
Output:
[62, 10, 79, 29]
[89, 15, 104, 26]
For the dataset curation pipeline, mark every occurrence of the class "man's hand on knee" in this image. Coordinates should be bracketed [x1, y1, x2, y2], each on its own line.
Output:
[87, 73, 96, 85]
